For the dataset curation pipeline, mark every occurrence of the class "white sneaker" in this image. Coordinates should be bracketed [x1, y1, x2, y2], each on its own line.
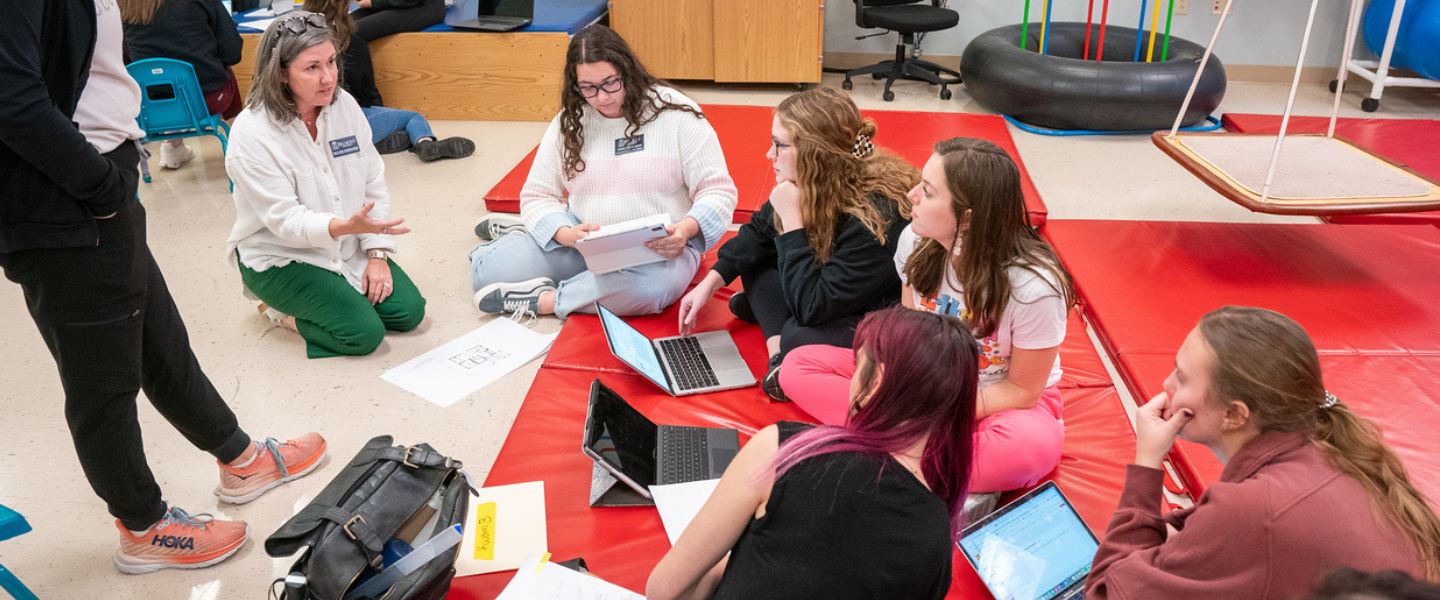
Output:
[158, 142, 195, 170]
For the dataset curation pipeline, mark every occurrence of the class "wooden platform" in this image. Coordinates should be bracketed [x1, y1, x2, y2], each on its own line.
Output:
[232, 31, 567, 121]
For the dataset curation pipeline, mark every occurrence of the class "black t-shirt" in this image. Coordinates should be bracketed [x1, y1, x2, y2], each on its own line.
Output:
[710, 422, 953, 600]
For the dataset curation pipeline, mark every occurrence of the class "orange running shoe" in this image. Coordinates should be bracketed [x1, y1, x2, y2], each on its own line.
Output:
[113, 507, 248, 574]
[215, 433, 327, 505]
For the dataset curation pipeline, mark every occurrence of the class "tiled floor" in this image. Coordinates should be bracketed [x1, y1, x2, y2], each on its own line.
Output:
[0, 75, 1436, 599]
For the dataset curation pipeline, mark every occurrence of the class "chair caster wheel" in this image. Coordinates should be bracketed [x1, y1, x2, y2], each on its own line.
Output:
[1361, 97, 1380, 112]
[1328, 79, 1340, 93]
[883, 90, 895, 101]
[872, 72, 885, 80]
[939, 87, 952, 100]
[842, 79, 853, 90]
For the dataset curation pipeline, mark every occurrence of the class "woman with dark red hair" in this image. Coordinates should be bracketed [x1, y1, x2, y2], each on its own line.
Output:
[646, 307, 979, 600]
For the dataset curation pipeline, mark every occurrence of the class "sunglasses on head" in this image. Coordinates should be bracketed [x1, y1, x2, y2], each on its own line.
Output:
[274, 11, 328, 36]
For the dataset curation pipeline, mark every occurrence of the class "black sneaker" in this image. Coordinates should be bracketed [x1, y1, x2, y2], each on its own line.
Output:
[473, 277, 556, 317]
[762, 354, 788, 402]
[728, 292, 756, 324]
[413, 137, 476, 163]
[374, 131, 411, 155]
[473, 214, 526, 241]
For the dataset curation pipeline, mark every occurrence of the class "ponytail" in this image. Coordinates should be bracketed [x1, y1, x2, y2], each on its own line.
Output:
[1313, 403, 1440, 580]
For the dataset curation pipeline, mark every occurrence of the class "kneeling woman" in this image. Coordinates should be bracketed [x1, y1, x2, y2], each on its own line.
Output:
[1088, 307, 1440, 598]
[647, 307, 978, 600]
[780, 137, 1074, 494]
[226, 13, 425, 358]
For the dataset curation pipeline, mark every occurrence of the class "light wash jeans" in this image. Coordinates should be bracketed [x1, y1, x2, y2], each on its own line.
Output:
[361, 106, 434, 144]
[468, 231, 702, 318]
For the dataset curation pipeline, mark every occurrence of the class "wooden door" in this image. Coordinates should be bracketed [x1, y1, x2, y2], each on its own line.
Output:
[713, 0, 823, 83]
[610, 0, 715, 80]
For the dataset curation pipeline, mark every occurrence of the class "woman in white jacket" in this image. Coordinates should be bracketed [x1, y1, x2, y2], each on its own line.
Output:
[225, 12, 424, 358]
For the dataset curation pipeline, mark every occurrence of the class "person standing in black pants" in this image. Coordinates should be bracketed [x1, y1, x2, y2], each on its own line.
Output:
[0, 0, 325, 574]
[677, 88, 918, 401]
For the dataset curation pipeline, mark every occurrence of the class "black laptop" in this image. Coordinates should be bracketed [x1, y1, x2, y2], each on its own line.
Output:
[444, 0, 533, 32]
[581, 379, 739, 503]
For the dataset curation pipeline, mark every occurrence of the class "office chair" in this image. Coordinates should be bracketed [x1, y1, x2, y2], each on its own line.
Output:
[842, 0, 962, 101]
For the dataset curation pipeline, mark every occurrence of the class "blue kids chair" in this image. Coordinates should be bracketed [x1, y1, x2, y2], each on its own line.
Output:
[0, 504, 38, 600]
[125, 58, 233, 191]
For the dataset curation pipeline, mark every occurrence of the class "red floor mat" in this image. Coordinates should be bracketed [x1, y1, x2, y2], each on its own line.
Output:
[1044, 220, 1440, 356]
[1222, 114, 1440, 225]
[482, 106, 1048, 227]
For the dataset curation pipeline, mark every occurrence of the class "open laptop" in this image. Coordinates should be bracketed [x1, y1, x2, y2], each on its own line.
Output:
[958, 481, 1100, 600]
[596, 303, 756, 396]
[444, 0, 532, 32]
[582, 379, 740, 500]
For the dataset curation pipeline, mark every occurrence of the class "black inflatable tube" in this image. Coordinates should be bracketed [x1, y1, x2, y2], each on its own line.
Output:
[961, 23, 1227, 131]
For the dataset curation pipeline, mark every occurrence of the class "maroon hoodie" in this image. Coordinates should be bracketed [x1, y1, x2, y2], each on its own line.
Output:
[1087, 431, 1426, 599]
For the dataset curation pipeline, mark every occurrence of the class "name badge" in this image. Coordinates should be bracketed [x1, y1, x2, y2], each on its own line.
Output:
[614, 134, 645, 156]
[329, 135, 360, 158]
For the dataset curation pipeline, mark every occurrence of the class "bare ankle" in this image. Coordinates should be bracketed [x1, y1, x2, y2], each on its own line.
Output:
[537, 290, 556, 315]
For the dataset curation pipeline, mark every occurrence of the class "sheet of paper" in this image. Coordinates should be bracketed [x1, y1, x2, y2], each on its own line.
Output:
[456, 481, 548, 576]
[238, 17, 278, 31]
[650, 478, 720, 545]
[381, 318, 556, 407]
[497, 553, 644, 600]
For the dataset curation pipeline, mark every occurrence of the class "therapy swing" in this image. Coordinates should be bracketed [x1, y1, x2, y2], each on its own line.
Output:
[1152, 0, 1440, 216]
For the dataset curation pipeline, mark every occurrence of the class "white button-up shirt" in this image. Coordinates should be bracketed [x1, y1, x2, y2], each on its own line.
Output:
[225, 90, 394, 293]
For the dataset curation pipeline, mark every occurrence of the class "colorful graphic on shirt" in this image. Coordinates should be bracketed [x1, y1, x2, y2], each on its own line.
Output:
[919, 292, 1007, 376]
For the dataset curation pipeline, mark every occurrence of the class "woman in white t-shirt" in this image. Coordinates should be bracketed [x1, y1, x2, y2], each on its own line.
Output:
[778, 137, 1076, 493]
[466, 25, 737, 320]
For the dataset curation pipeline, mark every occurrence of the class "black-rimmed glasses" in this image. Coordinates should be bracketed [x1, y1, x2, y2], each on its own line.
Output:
[577, 76, 624, 98]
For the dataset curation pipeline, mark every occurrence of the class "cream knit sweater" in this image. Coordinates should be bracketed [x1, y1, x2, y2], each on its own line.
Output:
[519, 86, 737, 251]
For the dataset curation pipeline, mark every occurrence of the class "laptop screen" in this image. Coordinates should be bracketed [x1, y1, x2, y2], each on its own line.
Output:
[596, 304, 670, 391]
[958, 482, 1099, 600]
[583, 380, 659, 489]
[475, 0, 533, 18]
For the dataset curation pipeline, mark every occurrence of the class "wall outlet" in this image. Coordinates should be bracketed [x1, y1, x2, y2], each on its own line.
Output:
[1211, 0, 1226, 14]
[1174, 0, 1188, 15]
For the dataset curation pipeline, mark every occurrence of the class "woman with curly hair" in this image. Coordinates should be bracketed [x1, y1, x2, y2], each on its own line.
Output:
[677, 87, 917, 399]
[468, 24, 737, 319]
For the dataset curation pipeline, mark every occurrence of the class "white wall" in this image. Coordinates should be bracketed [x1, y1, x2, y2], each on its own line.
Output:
[824, 0, 1363, 68]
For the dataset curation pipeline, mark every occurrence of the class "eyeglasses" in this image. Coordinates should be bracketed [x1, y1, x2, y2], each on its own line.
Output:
[577, 76, 624, 98]
[274, 11, 328, 36]
[771, 137, 792, 152]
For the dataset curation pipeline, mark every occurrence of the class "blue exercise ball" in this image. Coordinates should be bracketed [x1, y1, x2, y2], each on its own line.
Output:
[1361, 0, 1439, 78]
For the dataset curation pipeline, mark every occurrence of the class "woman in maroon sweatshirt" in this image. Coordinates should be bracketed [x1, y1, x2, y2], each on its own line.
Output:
[1087, 306, 1440, 599]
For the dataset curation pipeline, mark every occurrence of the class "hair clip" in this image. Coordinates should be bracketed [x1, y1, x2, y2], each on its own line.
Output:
[1320, 391, 1339, 409]
[852, 133, 874, 159]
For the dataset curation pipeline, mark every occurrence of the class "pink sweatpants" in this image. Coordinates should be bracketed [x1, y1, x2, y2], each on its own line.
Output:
[778, 344, 1065, 493]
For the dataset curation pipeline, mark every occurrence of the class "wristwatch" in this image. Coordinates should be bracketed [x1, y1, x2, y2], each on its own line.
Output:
[367, 249, 388, 260]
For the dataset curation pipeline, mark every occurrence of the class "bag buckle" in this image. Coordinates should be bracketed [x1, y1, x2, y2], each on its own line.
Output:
[402, 446, 422, 469]
[342, 515, 366, 541]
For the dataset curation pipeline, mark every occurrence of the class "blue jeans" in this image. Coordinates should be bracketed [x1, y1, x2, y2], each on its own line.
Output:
[468, 232, 702, 318]
[361, 106, 434, 145]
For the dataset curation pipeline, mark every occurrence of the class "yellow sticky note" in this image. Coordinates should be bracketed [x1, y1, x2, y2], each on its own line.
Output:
[473, 501, 497, 560]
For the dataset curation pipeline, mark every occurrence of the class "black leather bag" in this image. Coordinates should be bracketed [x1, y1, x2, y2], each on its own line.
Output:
[266, 436, 471, 600]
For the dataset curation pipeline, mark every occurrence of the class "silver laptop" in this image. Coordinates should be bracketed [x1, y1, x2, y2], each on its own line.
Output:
[596, 303, 756, 396]
[958, 481, 1099, 600]
[444, 0, 532, 31]
[582, 379, 740, 502]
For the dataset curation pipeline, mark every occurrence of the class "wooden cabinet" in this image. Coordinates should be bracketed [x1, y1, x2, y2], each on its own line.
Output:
[611, 0, 823, 84]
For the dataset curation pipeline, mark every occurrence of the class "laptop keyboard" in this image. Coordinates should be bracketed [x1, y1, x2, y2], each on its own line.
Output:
[657, 336, 720, 391]
[657, 426, 710, 484]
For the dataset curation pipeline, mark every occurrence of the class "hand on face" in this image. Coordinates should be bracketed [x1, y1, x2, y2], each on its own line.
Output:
[770, 180, 804, 232]
[1134, 391, 1194, 468]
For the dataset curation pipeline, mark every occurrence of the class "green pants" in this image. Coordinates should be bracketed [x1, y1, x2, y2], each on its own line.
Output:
[239, 258, 426, 358]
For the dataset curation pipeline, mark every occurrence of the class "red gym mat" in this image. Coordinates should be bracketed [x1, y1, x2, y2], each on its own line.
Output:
[1222, 114, 1440, 225]
[482, 106, 1048, 227]
[1044, 219, 1440, 496]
